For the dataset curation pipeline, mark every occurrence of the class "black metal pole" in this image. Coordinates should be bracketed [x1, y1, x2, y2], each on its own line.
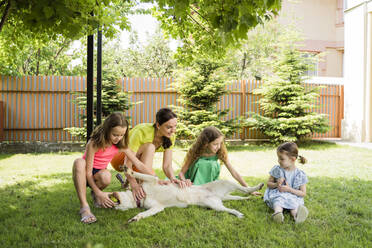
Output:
[87, 33, 94, 142]
[97, 25, 102, 126]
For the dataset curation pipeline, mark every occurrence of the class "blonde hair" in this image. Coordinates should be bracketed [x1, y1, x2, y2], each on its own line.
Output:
[90, 112, 129, 150]
[183, 126, 228, 167]
[277, 142, 307, 164]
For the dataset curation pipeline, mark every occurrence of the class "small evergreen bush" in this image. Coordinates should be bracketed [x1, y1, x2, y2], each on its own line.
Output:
[245, 49, 330, 143]
[64, 69, 134, 140]
[172, 59, 241, 139]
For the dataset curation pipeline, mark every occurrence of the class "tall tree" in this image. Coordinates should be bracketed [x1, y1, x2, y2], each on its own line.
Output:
[154, 0, 282, 64]
[1, 1, 282, 74]
[70, 28, 176, 78]
[0, 0, 132, 38]
[225, 18, 303, 80]
[0, 28, 74, 76]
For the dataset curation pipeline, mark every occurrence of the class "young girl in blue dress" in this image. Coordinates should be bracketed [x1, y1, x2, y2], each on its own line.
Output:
[264, 142, 309, 223]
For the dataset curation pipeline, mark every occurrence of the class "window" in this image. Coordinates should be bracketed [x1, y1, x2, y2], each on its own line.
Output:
[302, 52, 318, 77]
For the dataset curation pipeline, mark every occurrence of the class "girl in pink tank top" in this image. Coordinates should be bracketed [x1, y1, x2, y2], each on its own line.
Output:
[72, 112, 151, 224]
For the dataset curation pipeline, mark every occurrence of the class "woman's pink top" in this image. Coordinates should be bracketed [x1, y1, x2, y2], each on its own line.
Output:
[82, 144, 119, 169]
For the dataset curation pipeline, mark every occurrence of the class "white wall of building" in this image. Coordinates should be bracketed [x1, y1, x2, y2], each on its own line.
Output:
[342, 0, 372, 142]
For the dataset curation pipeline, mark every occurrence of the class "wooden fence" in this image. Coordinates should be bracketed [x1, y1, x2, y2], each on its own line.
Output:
[0, 76, 344, 142]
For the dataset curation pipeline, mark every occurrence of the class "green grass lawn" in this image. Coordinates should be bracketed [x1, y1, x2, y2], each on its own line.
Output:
[0, 142, 371, 248]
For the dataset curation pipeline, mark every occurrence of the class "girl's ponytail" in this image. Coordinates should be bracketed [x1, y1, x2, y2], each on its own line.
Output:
[298, 155, 307, 164]
[162, 136, 172, 149]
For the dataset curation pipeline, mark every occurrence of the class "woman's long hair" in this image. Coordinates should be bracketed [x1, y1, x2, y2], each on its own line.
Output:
[183, 126, 228, 168]
[90, 112, 129, 150]
[153, 108, 177, 149]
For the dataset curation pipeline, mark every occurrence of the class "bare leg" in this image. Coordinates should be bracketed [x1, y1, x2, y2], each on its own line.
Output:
[93, 169, 111, 189]
[290, 209, 297, 219]
[272, 205, 284, 223]
[91, 169, 112, 208]
[72, 158, 96, 223]
[136, 143, 156, 172]
[72, 158, 89, 209]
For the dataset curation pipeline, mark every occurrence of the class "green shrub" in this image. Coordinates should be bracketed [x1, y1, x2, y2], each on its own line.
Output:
[64, 69, 135, 140]
[245, 49, 330, 143]
[172, 59, 242, 139]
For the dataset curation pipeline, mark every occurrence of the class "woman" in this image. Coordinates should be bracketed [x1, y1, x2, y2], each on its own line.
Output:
[111, 108, 183, 201]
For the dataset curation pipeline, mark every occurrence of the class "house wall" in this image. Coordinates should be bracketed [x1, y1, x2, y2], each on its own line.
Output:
[279, 0, 344, 77]
[342, 0, 372, 142]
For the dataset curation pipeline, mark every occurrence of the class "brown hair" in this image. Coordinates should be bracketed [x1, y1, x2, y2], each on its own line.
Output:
[90, 112, 129, 150]
[183, 126, 228, 167]
[277, 142, 307, 164]
[153, 108, 177, 149]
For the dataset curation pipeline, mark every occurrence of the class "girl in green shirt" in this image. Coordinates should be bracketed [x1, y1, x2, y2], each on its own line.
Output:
[178, 126, 249, 187]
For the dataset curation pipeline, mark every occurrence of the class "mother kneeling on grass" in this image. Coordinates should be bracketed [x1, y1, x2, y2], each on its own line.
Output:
[111, 107, 186, 201]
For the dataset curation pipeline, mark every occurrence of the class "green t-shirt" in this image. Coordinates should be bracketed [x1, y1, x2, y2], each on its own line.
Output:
[128, 123, 176, 153]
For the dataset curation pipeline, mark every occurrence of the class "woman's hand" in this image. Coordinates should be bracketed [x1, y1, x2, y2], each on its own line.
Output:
[157, 180, 171, 185]
[250, 191, 262, 196]
[96, 191, 115, 208]
[172, 178, 192, 188]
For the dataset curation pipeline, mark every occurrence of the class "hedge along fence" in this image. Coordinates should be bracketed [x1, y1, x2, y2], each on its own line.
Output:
[0, 75, 344, 142]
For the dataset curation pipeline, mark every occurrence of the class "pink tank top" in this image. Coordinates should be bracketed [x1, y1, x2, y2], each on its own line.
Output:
[83, 144, 119, 169]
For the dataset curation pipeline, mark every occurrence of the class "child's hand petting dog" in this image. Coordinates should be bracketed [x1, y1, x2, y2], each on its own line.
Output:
[157, 180, 171, 185]
[251, 191, 262, 196]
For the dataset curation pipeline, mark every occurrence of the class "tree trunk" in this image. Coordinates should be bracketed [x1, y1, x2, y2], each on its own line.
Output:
[240, 52, 247, 78]
[47, 39, 70, 75]
[0, 0, 11, 32]
[36, 48, 40, 76]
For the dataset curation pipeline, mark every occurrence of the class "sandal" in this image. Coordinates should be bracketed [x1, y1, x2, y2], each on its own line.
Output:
[79, 206, 97, 224]
[295, 205, 308, 224]
[271, 212, 284, 223]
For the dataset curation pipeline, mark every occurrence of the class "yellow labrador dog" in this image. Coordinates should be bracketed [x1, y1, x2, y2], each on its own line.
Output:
[112, 167, 264, 223]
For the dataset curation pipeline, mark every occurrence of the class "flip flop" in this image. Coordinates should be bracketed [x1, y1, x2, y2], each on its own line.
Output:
[295, 205, 308, 224]
[79, 206, 97, 224]
[271, 212, 284, 223]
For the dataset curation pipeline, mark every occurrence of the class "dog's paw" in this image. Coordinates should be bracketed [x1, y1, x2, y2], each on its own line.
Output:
[258, 183, 264, 190]
[236, 213, 244, 219]
[128, 216, 140, 223]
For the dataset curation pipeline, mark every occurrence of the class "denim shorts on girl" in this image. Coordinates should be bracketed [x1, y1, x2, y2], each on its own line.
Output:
[86, 168, 101, 187]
